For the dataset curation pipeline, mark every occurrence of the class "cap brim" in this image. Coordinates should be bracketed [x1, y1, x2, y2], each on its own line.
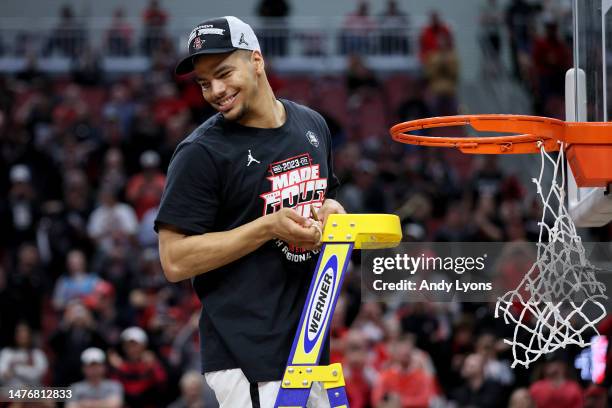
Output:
[175, 48, 237, 75]
[123, 336, 145, 343]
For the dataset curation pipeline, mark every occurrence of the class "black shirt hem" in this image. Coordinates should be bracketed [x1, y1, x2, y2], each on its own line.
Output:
[202, 362, 285, 383]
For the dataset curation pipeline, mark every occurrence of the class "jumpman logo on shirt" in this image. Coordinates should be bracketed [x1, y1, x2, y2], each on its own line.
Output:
[247, 150, 260, 166]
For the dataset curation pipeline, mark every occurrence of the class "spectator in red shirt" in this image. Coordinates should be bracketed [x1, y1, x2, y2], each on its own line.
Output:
[529, 357, 583, 408]
[153, 82, 189, 126]
[126, 150, 166, 220]
[109, 326, 167, 408]
[371, 317, 400, 371]
[584, 385, 607, 408]
[418, 11, 453, 64]
[371, 334, 438, 408]
[329, 295, 349, 364]
[343, 329, 378, 408]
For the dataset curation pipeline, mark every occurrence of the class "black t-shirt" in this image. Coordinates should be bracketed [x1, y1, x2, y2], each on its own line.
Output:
[155, 99, 340, 382]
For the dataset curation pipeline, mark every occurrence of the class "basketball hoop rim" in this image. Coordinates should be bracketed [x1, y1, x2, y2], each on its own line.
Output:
[390, 114, 612, 154]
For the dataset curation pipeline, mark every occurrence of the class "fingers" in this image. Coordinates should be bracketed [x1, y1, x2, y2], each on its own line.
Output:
[317, 210, 329, 226]
[271, 208, 328, 249]
[282, 207, 310, 226]
[296, 223, 322, 249]
[311, 222, 322, 243]
[274, 210, 320, 245]
[293, 228, 323, 251]
[283, 220, 320, 243]
[315, 199, 347, 226]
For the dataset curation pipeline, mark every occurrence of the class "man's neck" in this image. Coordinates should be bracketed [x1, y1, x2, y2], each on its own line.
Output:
[237, 85, 285, 129]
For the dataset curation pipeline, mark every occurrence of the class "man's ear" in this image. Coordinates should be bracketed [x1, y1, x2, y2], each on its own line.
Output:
[251, 50, 265, 75]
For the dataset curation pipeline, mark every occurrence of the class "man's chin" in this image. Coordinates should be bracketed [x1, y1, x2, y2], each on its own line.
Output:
[220, 105, 246, 122]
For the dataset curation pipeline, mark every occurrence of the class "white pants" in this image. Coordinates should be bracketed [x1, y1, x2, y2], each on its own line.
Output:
[205, 368, 330, 408]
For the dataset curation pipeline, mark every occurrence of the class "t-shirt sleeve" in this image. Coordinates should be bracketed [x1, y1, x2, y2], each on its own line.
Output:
[324, 122, 340, 199]
[155, 142, 220, 235]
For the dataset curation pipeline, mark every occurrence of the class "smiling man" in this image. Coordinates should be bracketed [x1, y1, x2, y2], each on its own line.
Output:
[155, 16, 345, 408]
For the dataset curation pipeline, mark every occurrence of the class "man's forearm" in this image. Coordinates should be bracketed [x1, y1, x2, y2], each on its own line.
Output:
[159, 216, 273, 282]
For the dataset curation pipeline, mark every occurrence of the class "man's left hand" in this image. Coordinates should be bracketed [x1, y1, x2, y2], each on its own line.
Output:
[316, 199, 346, 227]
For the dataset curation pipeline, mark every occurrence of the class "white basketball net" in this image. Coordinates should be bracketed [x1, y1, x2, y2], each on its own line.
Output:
[494, 141, 607, 368]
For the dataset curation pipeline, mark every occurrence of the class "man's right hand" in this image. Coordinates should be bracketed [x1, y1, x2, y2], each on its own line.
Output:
[267, 208, 322, 250]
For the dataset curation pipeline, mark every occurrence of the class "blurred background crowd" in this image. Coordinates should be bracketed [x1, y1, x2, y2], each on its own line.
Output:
[0, 0, 611, 407]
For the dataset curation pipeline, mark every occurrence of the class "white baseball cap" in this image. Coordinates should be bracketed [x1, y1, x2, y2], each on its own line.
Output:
[175, 16, 261, 75]
[120, 327, 148, 344]
[81, 347, 106, 364]
[140, 150, 160, 168]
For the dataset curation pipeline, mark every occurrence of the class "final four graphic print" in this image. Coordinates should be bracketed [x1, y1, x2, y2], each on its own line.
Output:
[260, 153, 328, 263]
[260, 153, 328, 217]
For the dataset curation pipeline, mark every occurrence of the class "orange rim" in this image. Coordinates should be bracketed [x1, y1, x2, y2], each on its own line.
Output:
[389, 114, 612, 154]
